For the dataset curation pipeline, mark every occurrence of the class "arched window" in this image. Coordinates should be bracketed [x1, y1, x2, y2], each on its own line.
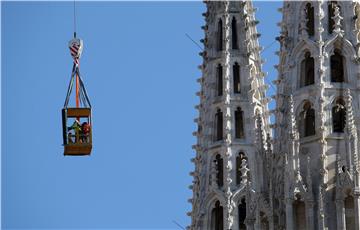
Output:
[345, 196, 355, 230]
[328, 2, 340, 34]
[233, 62, 241, 94]
[300, 52, 314, 87]
[236, 152, 247, 185]
[211, 201, 224, 230]
[304, 103, 315, 137]
[235, 107, 244, 139]
[217, 64, 223, 96]
[331, 49, 345, 82]
[215, 154, 224, 187]
[215, 109, 223, 141]
[299, 102, 315, 137]
[217, 19, 223, 51]
[306, 3, 315, 36]
[232, 17, 238, 50]
[332, 98, 346, 133]
[294, 199, 306, 230]
[238, 198, 246, 230]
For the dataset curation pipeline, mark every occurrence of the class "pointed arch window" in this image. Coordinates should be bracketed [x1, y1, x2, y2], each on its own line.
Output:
[328, 1, 340, 34]
[211, 201, 224, 230]
[232, 17, 238, 50]
[332, 98, 346, 133]
[300, 52, 314, 87]
[294, 199, 306, 230]
[236, 152, 247, 185]
[217, 64, 223, 96]
[217, 19, 223, 51]
[215, 109, 223, 141]
[299, 102, 315, 137]
[331, 49, 345, 82]
[233, 62, 241, 94]
[238, 198, 246, 230]
[305, 3, 315, 36]
[215, 154, 224, 187]
[235, 107, 244, 139]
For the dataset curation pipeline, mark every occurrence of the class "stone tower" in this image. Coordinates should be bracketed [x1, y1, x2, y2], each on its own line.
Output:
[273, 1, 360, 230]
[188, 1, 272, 230]
[189, 1, 360, 230]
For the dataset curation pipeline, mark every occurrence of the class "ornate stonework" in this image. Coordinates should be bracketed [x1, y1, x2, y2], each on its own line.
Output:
[189, 1, 360, 230]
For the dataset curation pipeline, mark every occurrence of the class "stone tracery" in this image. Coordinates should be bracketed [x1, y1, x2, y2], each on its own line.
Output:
[189, 1, 360, 230]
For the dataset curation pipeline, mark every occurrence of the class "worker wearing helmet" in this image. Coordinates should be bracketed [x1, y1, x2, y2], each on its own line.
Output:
[81, 122, 90, 143]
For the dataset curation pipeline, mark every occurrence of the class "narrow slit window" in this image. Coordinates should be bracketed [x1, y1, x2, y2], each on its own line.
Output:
[305, 108, 315, 137]
[232, 17, 238, 50]
[332, 98, 346, 133]
[238, 199, 246, 230]
[331, 49, 345, 82]
[215, 154, 224, 187]
[215, 109, 223, 141]
[233, 62, 241, 94]
[217, 19, 223, 51]
[306, 3, 315, 36]
[217, 64, 223, 96]
[294, 200, 307, 230]
[328, 2, 340, 34]
[299, 102, 316, 137]
[211, 201, 224, 230]
[235, 107, 244, 139]
[300, 52, 314, 87]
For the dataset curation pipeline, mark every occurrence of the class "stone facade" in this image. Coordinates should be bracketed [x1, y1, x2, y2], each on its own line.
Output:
[189, 1, 360, 230]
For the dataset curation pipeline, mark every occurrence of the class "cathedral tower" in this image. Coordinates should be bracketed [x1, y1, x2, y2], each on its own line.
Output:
[274, 1, 360, 229]
[188, 1, 271, 229]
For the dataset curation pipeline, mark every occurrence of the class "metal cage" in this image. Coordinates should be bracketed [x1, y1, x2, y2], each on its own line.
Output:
[62, 108, 92, 156]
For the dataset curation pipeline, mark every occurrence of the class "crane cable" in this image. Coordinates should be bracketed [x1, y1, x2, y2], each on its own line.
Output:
[72, 0, 80, 108]
[73, 0, 77, 38]
[64, 0, 92, 109]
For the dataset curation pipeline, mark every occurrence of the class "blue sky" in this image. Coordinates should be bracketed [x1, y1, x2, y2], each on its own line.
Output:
[2, 1, 281, 229]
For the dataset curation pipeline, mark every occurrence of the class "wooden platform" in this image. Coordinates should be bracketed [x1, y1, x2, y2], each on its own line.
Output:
[64, 144, 92, 156]
[65, 108, 91, 117]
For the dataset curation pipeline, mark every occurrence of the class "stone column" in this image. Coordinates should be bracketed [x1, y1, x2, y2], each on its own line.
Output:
[335, 199, 345, 230]
[285, 198, 294, 230]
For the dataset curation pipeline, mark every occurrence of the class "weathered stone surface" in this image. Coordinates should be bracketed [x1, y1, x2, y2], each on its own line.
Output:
[189, 1, 360, 230]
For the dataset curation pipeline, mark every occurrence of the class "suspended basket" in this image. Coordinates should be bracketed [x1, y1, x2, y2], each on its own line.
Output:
[62, 37, 92, 156]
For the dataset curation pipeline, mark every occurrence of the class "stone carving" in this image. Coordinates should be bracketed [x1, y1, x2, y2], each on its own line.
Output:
[189, 1, 360, 230]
